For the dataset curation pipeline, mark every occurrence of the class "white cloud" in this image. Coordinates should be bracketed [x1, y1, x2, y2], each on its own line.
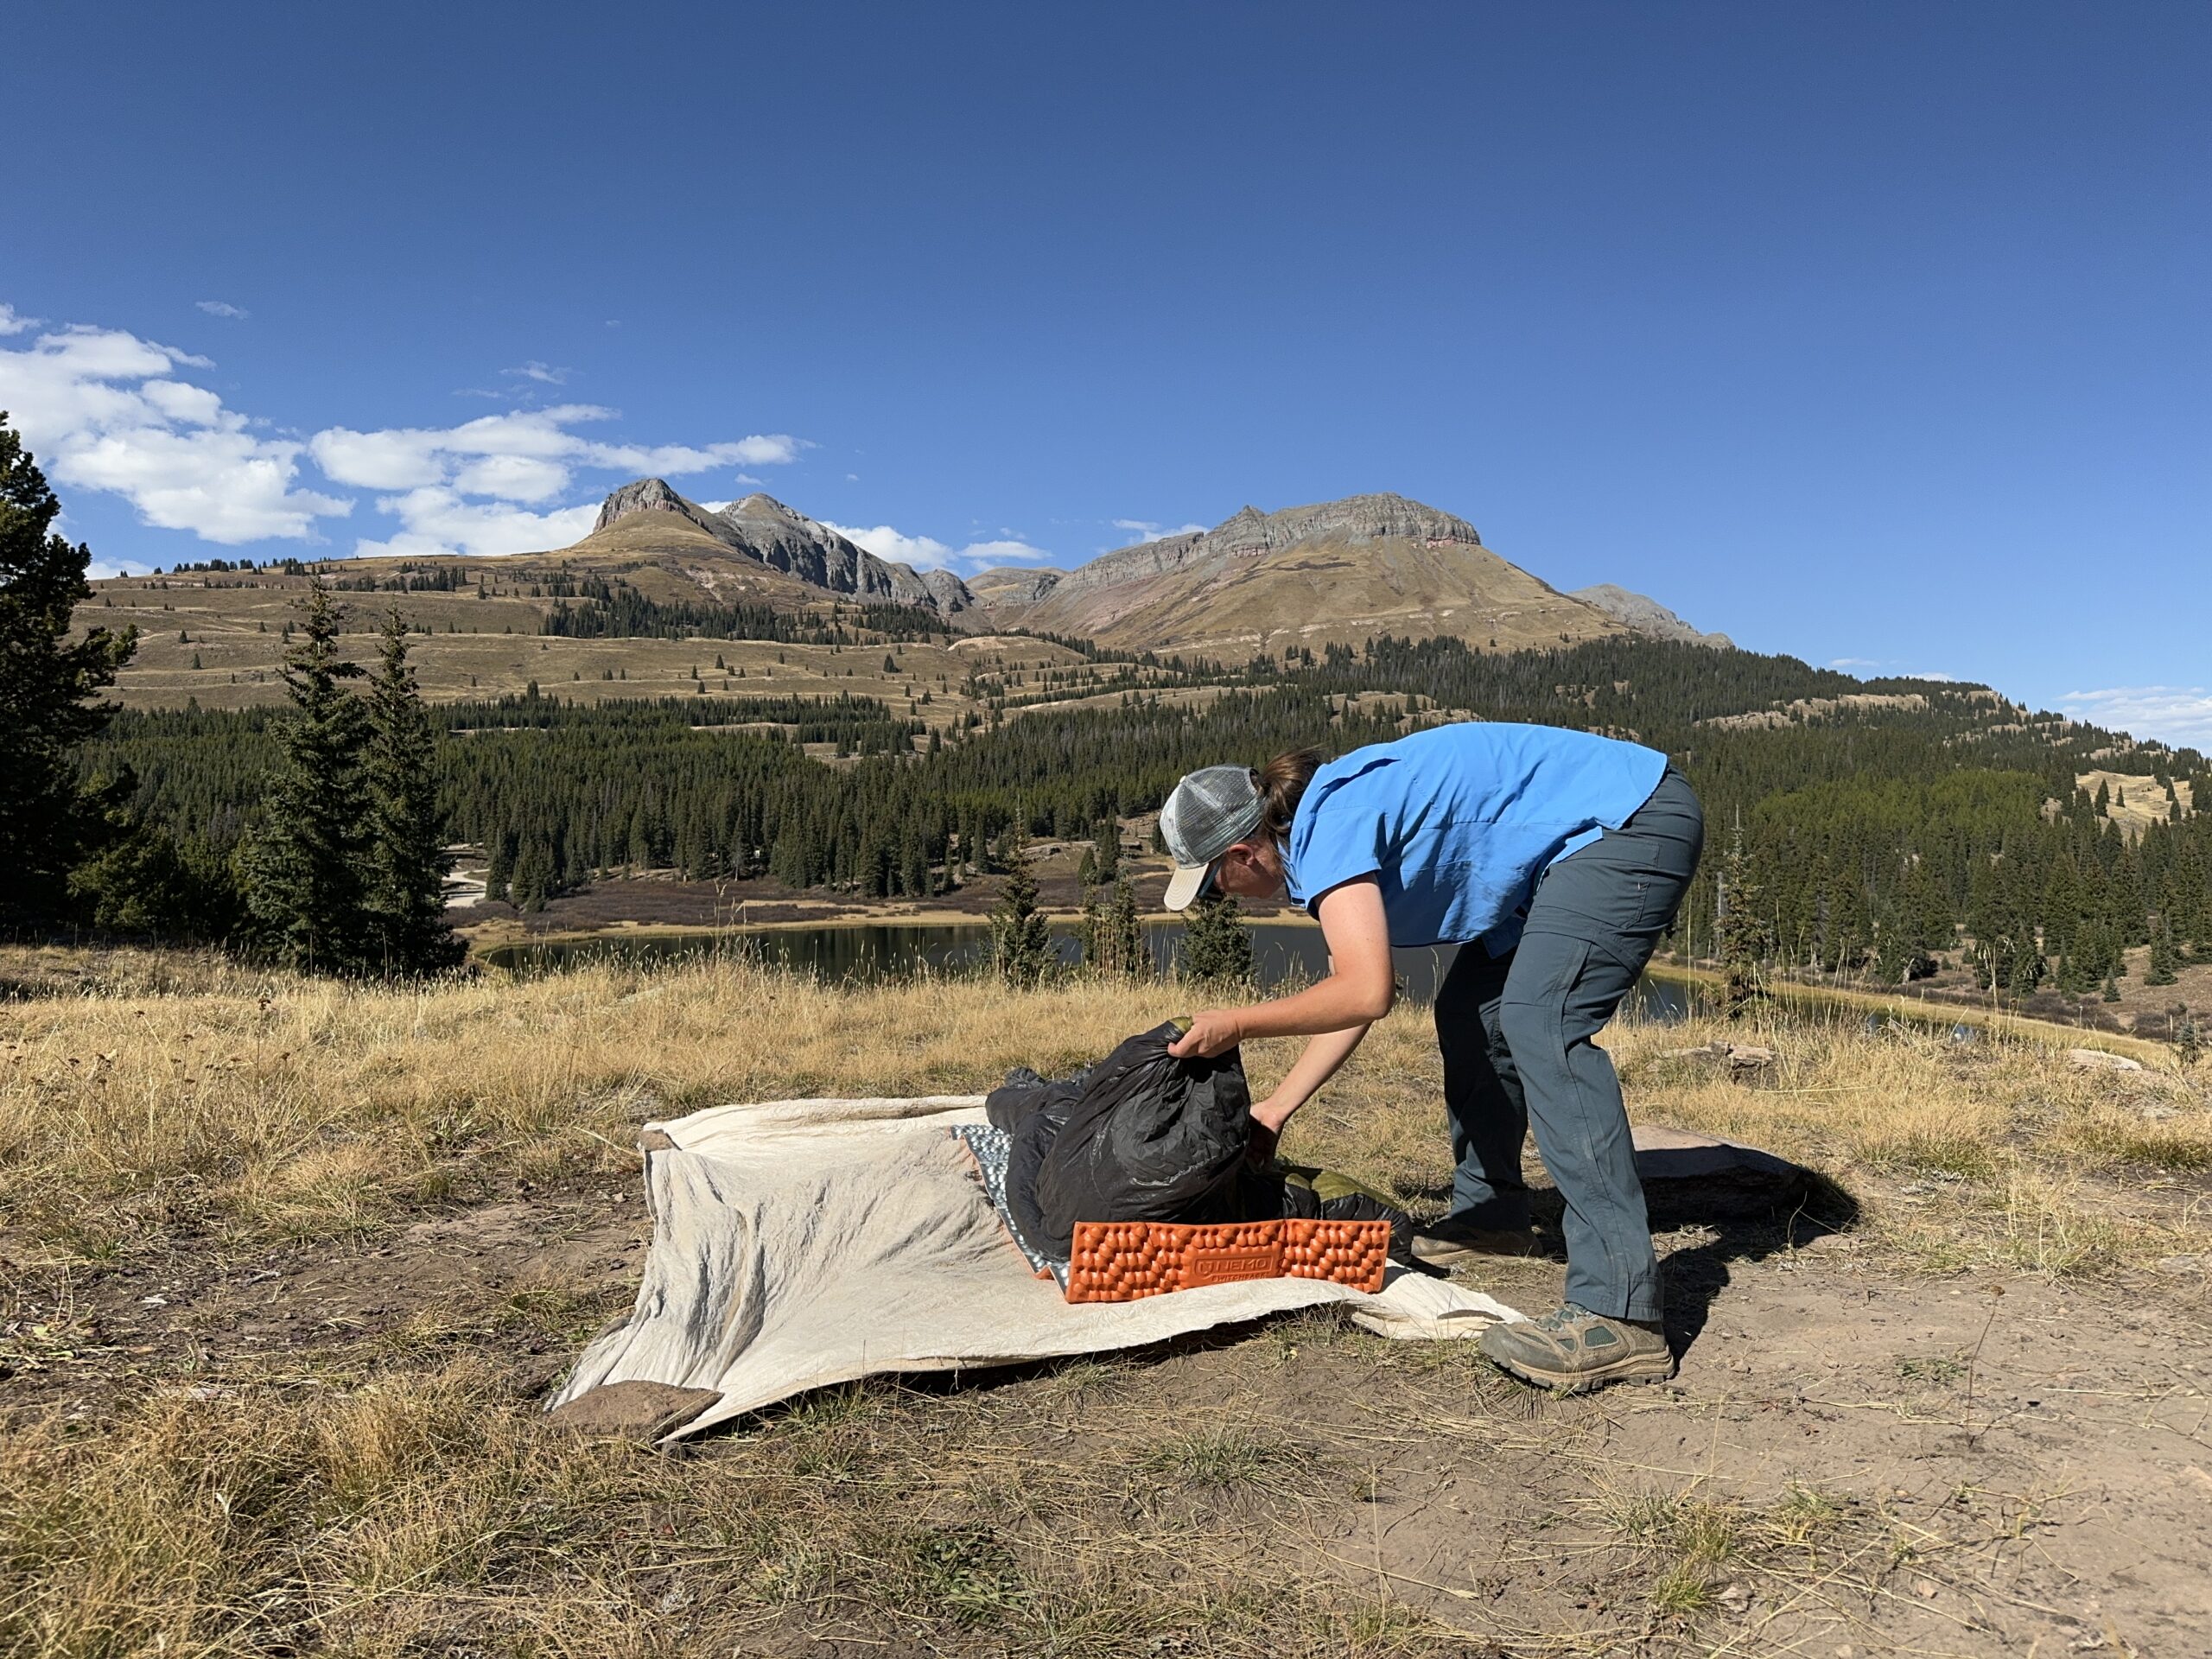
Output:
[1115, 517, 1207, 544]
[306, 408, 804, 537]
[0, 319, 350, 543]
[827, 523, 957, 568]
[1827, 656, 1881, 670]
[959, 538, 1055, 568]
[452, 453, 571, 503]
[308, 425, 449, 491]
[1, 298, 806, 560]
[503, 359, 569, 385]
[353, 488, 601, 562]
[825, 521, 1052, 574]
[730, 435, 808, 467]
[196, 300, 249, 320]
[2057, 686, 2212, 750]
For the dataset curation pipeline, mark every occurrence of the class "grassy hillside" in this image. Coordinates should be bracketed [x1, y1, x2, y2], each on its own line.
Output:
[983, 531, 1625, 658]
[81, 564, 1108, 723]
[3, 951, 2206, 1655]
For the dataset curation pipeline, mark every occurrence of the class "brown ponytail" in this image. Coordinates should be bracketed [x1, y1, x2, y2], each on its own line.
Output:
[1254, 747, 1323, 849]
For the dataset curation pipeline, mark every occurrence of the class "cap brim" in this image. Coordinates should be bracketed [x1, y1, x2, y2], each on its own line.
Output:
[1161, 860, 1215, 912]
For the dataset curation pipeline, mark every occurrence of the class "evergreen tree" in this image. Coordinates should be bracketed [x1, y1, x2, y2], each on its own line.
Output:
[0, 416, 139, 925]
[1090, 817, 1121, 885]
[362, 607, 462, 975]
[511, 837, 553, 912]
[2055, 948, 2088, 995]
[485, 830, 515, 903]
[988, 832, 1052, 988]
[240, 578, 372, 971]
[1716, 812, 1767, 1018]
[2146, 914, 2179, 987]
[1096, 874, 1147, 978]
[1180, 893, 1255, 988]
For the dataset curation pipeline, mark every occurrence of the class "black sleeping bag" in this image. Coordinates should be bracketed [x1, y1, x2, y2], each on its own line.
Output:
[987, 1020, 1251, 1260]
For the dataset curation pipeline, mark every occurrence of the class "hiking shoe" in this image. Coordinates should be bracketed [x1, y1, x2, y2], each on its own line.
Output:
[1408, 1217, 1540, 1269]
[1478, 1303, 1675, 1392]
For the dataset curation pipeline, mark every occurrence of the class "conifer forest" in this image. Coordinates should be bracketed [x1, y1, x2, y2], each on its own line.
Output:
[73, 626, 2212, 990]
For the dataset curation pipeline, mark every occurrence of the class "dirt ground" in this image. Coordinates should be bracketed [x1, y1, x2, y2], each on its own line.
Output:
[10, 1159, 2207, 1656]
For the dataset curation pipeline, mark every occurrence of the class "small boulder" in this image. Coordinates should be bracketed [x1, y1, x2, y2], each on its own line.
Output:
[547, 1380, 721, 1441]
[2068, 1048, 2145, 1073]
[1658, 1040, 1776, 1077]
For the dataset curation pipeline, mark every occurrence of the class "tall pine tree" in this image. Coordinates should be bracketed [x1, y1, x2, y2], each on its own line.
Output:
[2145, 914, 2179, 988]
[1095, 874, 1147, 978]
[363, 607, 462, 975]
[241, 578, 372, 972]
[988, 831, 1052, 988]
[0, 416, 138, 925]
[1716, 811, 1768, 1018]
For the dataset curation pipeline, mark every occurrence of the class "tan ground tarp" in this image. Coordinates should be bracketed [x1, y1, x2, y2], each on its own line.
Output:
[551, 1095, 1522, 1440]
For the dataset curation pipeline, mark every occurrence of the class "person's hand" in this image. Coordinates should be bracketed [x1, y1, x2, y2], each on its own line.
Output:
[1251, 1094, 1298, 1135]
[1243, 1094, 1298, 1166]
[1168, 1008, 1243, 1058]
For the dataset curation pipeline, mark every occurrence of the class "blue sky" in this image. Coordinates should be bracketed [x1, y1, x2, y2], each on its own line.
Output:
[3, 3, 2205, 744]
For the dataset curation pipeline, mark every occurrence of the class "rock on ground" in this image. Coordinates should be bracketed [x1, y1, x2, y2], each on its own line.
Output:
[546, 1380, 723, 1440]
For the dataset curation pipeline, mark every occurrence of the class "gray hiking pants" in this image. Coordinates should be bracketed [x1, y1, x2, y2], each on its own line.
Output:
[1433, 769, 1704, 1322]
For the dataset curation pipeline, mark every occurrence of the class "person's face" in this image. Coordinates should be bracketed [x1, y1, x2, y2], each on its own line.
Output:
[1211, 838, 1283, 899]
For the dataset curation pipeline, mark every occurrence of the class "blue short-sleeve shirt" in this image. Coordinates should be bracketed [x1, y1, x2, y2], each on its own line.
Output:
[1283, 722, 1669, 954]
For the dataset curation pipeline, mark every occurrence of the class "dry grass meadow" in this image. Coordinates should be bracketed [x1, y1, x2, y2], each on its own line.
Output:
[3, 947, 2209, 1656]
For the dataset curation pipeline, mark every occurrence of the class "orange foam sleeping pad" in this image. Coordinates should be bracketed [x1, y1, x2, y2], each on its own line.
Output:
[1064, 1217, 1391, 1303]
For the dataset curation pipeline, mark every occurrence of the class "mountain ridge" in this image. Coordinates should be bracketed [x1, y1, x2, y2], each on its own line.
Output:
[1570, 584, 1732, 649]
[569, 480, 1738, 658]
[958, 492, 1624, 657]
[592, 480, 976, 614]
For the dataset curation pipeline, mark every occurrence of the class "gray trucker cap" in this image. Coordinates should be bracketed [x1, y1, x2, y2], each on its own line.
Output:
[1159, 765, 1265, 911]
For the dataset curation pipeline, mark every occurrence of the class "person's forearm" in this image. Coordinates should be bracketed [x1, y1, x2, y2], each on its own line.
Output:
[1228, 972, 1391, 1042]
[1265, 1023, 1370, 1120]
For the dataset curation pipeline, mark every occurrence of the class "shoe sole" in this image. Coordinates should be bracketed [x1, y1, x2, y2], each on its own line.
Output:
[1483, 1348, 1677, 1393]
[1065, 1217, 1391, 1304]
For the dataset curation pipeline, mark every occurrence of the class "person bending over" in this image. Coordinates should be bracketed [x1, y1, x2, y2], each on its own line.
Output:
[1160, 722, 1703, 1392]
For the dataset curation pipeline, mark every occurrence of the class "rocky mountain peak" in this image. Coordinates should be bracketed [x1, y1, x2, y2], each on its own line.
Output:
[725, 492, 803, 524]
[1570, 584, 1732, 649]
[1037, 492, 1483, 601]
[594, 477, 696, 534]
[582, 478, 975, 615]
[1219, 493, 1479, 552]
